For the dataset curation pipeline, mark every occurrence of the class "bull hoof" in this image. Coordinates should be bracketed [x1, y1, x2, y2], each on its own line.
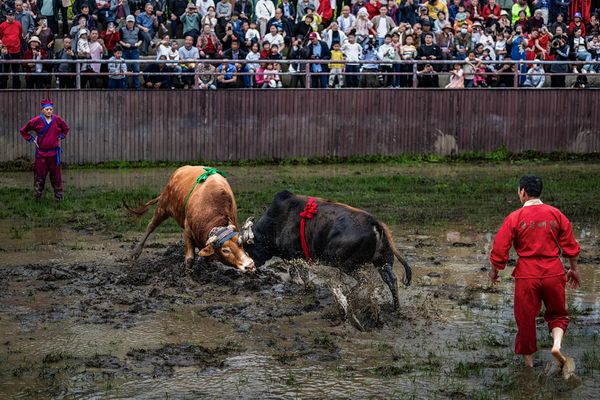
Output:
[184, 258, 195, 274]
[131, 248, 142, 260]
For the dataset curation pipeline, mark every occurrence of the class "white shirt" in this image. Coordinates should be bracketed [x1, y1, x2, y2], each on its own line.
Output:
[376, 17, 388, 38]
[341, 42, 362, 63]
[263, 32, 284, 48]
[255, 0, 275, 20]
[523, 199, 543, 207]
[196, 0, 215, 17]
[337, 14, 356, 33]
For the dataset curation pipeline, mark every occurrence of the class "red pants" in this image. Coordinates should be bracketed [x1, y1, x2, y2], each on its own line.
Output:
[514, 275, 569, 355]
[34, 154, 63, 200]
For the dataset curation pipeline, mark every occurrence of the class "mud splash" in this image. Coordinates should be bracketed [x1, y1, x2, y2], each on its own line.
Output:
[0, 221, 599, 399]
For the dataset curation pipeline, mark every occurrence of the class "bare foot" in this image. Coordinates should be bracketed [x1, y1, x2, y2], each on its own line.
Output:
[551, 346, 567, 366]
[523, 354, 534, 367]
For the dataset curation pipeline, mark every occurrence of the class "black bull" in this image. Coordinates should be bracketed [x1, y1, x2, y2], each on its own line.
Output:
[243, 190, 412, 309]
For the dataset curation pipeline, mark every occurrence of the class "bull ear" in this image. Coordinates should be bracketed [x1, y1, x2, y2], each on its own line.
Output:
[199, 245, 215, 258]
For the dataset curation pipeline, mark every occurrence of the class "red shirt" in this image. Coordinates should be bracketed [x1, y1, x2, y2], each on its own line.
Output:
[0, 20, 23, 54]
[490, 201, 580, 279]
[101, 30, 121, 52]
[20, 115, 70, 157]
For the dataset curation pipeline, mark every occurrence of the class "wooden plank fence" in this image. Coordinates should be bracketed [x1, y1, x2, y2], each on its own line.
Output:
[1, 89, 599, 164]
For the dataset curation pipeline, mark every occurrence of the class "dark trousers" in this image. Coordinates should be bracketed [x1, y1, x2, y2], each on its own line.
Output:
[345, 64, 359, 87]
[399, 64, 413, 87]
[26, 76, 45, 88]
[310, 73, 328, 88]
[59, 75, 76, 88]
[289, 74, 306, 88]
[7, 53, 22, 89]
[60, 7, 69, 36]
[81, 71, 98, 88]
[170, 15, 182, 38]
[550, 74, 565, 87]
[34, 154, 63, 200]
[380, 65, 393, 87]
[45, 15, 59, 37]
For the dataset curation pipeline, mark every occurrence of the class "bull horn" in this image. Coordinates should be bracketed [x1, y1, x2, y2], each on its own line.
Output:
[240, 217, 255, 245]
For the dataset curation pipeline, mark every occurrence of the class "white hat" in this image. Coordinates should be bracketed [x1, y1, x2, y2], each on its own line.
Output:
[28, 35, 41, 44]
[126, 14, 135, 22]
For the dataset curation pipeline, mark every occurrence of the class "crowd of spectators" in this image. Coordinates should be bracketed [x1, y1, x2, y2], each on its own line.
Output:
[0, 0, 599, 89]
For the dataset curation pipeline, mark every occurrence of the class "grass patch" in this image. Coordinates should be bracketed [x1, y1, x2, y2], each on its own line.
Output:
[454, 361, 484, 378]
[1, 162, 599, 235]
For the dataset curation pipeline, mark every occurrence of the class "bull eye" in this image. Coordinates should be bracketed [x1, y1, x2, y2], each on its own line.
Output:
[221, 247, 231, 255]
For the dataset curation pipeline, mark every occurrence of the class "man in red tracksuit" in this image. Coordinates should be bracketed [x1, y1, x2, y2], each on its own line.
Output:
[19, 99, 70, 201]
[489, 175, 581, 371]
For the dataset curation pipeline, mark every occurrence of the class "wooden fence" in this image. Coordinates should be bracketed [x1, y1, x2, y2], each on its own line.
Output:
[1, 89, 599, 164]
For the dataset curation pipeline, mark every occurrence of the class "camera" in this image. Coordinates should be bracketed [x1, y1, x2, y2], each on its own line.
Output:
[552, 38, 561, 47]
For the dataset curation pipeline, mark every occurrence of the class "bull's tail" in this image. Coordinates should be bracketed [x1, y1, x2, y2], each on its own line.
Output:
[379, 222, 412, 286]
[123, 196, 161, 219]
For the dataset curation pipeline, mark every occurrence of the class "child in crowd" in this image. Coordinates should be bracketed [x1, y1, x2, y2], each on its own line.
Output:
[445, 62, 464, 88]
[328, 41, 345, 88]
[108, 46, 128, 89]
[262, 62, 281, 88]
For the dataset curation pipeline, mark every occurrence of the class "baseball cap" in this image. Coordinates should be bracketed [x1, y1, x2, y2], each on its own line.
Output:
[500, 10, 509, 16]
[308, 32, 318, 40]
[126, 14, 136, 22]
[574, 12, 582, 18]
[7, 9, 16, 16]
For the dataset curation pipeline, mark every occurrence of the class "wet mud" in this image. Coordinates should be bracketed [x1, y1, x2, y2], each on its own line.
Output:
[1, 224, 599, 399]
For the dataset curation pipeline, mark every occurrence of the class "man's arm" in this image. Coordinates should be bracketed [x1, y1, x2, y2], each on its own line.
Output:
[489, 215, 514, 283]
[56, 117, 70, 139]
[19, 118, 36, 143]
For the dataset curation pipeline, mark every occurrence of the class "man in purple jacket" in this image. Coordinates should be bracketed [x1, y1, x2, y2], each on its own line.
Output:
[19, 99, 70, 201]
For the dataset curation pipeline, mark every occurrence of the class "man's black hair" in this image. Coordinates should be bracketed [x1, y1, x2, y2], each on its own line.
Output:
[519, 175, 543, 197]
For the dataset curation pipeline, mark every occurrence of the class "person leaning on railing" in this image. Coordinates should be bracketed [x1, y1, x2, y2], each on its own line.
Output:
[119, 14, 143, 89]
[549, 34, 569, 87]
[55, 36, 76, 88]
[107, 45, 128, 88]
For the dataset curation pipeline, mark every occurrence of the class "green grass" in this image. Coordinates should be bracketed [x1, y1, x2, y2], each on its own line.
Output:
[1, 161, 599, 235]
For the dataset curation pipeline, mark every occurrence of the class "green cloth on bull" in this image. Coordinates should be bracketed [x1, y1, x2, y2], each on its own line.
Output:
[183, 167, 228, 218]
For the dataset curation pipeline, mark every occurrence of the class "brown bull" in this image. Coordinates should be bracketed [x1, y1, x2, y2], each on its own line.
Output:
[125, 166, 255, 272]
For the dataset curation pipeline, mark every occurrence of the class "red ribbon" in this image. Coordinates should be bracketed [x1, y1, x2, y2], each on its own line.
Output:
[299, 197, 318, 263]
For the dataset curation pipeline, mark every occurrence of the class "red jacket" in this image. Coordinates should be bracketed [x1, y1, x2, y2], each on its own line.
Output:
[0, 20, 23, 54]
[365, 1, 381, 20]
[490, 202, 580, 279]
[482, 4, 501, 21]
[20, 115, 70, 158]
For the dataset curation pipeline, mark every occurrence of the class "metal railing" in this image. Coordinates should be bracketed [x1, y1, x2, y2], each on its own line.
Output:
[0, 58, 597, 89]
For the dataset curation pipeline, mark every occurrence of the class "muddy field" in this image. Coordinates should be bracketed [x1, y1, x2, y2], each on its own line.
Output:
[0, 165, 599, 399]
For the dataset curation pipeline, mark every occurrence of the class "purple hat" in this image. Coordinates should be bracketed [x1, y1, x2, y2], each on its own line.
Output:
[574, 12, 582, 19]
[40, 99, 54, 109]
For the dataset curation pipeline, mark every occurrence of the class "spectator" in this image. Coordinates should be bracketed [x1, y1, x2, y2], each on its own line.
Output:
[165, 39, 181, 87]
[445, 62, 464, 88]
[417, 62, 436, 86]
[280, 0, 297, 24]
[317, 0, 333, 27]
[197, 23, 221, 58]
[482, 0, 501, 27]
[223, 37, 250, 86]
[196, 0, 214, 18]
[38, 0, 59, 34]
[267, 8, 293, 42]
[262, 61, 281, 87]
[433, 11, 448, 33]
[454, 24, 472, 59]
[97, 0, 113, 26]
[495, 57, 516, 87]
[234, 0, 252, 22]
[337, 5, 356, 34]
[294, 13, 312, 38]
[73, 3, 97, 32]
[399, 33, 416, 87]
[144, 55, 171, 88]
[495, 29, 509, 60]
[108, 45, 128, 88]
[469, 0, 485, 24]
[528, 9, 545, 32]
[377, 33, 395, 87]
[417, 31, 442, 86]
[147, 0, 167, 36]
[0, 10, 22, 88]
[255, 62, 266, 86]
[33, 15, 54, 60]
[100, 18, 120, 56]
[437, 21, 454, 61]
[568, 12, 586, 36]
[178, 34, 199, 88]
[549, 34, 569, 86]
[216, 61, 237, 88]
[255, 0, 274, 37]
[297, 0, 316, 22]
[424, 0, 448, 21]
[523, 61, 545, 87]
[463, 51, 481, 87]
[55, 36, 76, 88]
[196, 61, 216, 89]
[136, 3, 158, 55]
[307, 31, 330, 88]
[75, 28, 95, 88]
[15, 0, 34, 50]
[373, 6, 396, 45]
[119, 14, 143, 89]
[588, 33, 600, 72]
[352, 10, 372, 43]
[512, 0, 530, 24]
[200, 6, 217, 29]
[328, 41, 344, 88]
[245, 41, 260, 86]
[111, 0, 131, 25]
[155, 33, 171, 58]
[88, 29, 102, 84]
[572, 28, 593, 73]
[448, 0, 461, 24]
[322, 20, 347, 49]
[263, 23, 284, 51]
[0, 39, 10, 89]
[360, 37, 380, 87]
[302, 5, 321, 31]
[23, 35, 45, 88]
[70, 15, 87, 52]
[215, 0, 231, 27]
[167, 0, 187, 38]
[180, 3, 201, 43]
